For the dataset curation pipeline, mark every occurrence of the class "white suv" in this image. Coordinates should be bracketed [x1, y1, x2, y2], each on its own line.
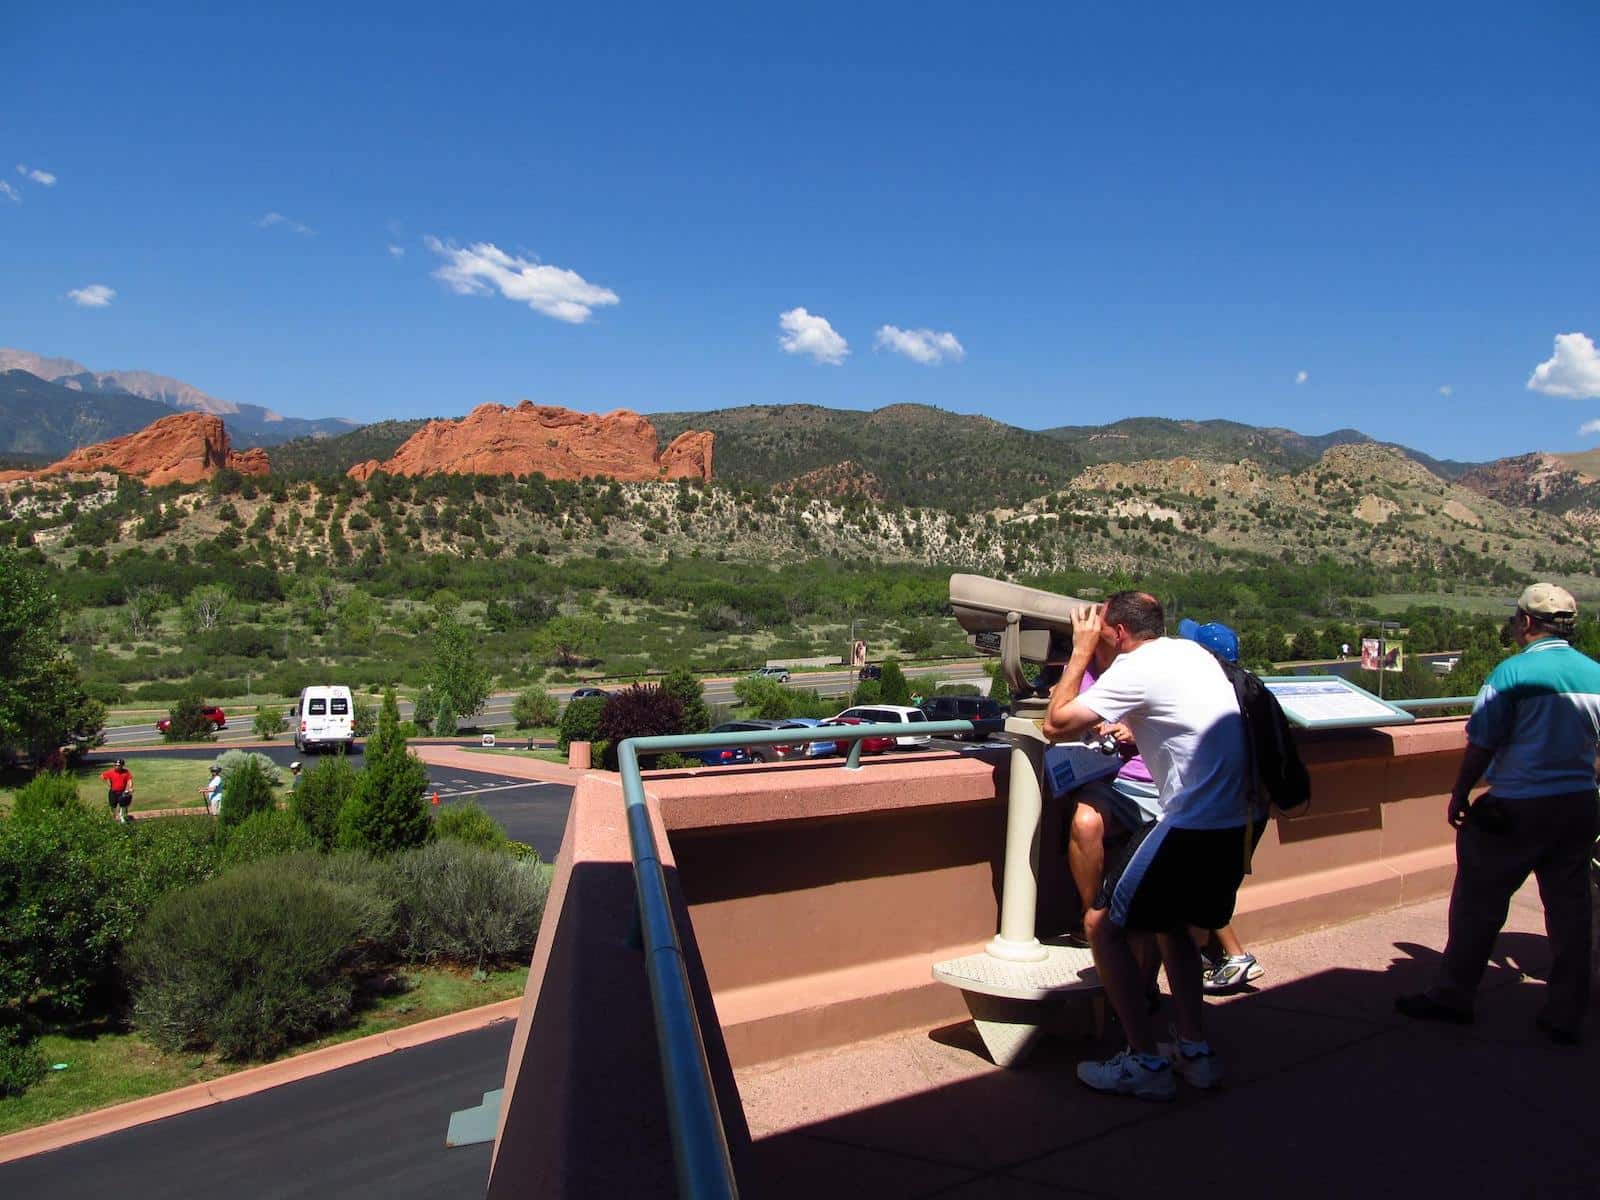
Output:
[830, 704, 931, 748]
[751, 666, 791, 683]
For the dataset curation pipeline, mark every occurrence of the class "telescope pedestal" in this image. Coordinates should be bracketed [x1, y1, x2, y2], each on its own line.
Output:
[931, 711, 1103, 1067]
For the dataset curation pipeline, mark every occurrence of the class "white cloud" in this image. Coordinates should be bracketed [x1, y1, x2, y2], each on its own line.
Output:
[1528, 332, 1600, 399]
[874, 325, 966, 366]
[0, 180, 18, 203]
[17, 164, 55, 186]
[778, 307, 849, 364]
[256, 211, 313, 235]
[1438, 385, 1453, 397]
[387, 244, 405, 258]
[425, 237, 619, 324]
[67, 284, 116, 308]
[1294, 370, 1309, 385]
[1579, 419, 1600, 437]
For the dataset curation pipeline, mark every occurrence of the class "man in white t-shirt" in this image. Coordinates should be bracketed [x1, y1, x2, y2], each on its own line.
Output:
[1043, 591, 1261, 1100]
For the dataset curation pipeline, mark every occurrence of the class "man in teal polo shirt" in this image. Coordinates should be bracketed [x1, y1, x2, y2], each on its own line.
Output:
[1397, 583, 1600, 1045]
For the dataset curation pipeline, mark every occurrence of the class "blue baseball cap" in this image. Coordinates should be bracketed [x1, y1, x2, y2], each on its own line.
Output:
[1178, 618, 1240, 663]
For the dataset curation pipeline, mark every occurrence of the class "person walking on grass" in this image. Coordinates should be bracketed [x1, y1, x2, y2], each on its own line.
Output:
[101, 757, 134, 823]
[1045, 592, 1264, 1101]
[202, 763, 223, 817]
[1397, 583, 1600, 1046]
[289, 760, 304, 794]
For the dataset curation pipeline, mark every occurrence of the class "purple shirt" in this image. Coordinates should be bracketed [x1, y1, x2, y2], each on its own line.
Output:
[1083, 665, 1153, 785]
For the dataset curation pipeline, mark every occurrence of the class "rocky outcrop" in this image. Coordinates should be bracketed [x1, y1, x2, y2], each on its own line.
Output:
[778, 460, 888, 501]
[1, 413, 270, 486]
[348, 401, 714, 483]
[1458, 452, 1596, 510]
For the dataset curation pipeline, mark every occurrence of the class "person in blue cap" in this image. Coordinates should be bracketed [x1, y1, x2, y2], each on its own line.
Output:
[1178, 618, 1264, 992]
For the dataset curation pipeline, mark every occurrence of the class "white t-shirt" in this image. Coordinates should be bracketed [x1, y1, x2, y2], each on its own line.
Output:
[1076, 637, 1253, 831]
[205, 774, 223, 814]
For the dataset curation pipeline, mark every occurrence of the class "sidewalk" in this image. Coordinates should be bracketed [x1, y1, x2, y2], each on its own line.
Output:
[733, 881, 1597, 1198]
[413, 743, 589, 787]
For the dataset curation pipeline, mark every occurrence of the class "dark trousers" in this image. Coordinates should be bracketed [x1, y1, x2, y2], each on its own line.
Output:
[1430, 789, 1600, 1031]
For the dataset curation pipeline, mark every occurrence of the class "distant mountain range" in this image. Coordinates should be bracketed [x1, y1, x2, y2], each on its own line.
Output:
[0, 348, 355, 455]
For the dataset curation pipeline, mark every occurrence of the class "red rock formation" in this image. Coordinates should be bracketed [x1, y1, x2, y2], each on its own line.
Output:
[14, 413, 270, 486]
[348, 401, 714, 483]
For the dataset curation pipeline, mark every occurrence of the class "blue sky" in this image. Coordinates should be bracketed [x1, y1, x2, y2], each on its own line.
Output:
[4, 1, 1599, 462]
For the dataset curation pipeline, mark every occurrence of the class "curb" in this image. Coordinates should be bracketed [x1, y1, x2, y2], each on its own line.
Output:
[0, 998, 521, 1165]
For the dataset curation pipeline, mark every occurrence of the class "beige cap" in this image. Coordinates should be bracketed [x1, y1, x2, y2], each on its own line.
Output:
[1517, 582, 1577, 618]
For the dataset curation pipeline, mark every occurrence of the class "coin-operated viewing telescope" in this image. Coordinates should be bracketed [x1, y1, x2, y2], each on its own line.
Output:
[935, 573, 1110, 1066]
[949, 573, 1090, 714]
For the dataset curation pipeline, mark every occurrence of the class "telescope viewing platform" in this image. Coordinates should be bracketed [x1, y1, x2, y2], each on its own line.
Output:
[485, 718, 1600, 1197]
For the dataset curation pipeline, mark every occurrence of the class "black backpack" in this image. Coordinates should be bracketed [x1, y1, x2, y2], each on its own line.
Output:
[1213, 656, 1312, 812]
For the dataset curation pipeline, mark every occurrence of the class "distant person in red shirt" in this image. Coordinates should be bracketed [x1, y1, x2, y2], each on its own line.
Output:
[100, 758, 134, 823]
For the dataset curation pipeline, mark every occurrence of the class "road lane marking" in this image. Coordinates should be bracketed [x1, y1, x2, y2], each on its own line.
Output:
[429, 781, 554, 799]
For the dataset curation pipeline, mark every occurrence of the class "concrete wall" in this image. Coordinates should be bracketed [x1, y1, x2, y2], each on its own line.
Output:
[487, 719, 1469, 1196]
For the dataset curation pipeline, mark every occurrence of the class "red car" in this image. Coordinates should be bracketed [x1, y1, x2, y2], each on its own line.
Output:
[822, 717, 893, 755]
[156, 706, 227, 734]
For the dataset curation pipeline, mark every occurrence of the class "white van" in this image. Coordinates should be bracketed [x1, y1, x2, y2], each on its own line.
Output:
[294, 685, 356, 754]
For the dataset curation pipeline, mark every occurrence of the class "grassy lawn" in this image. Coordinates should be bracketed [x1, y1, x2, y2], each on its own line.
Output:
[469, 747, 568, 765]
[0, 759, 291, 817]
[0, 965, 528, 1136]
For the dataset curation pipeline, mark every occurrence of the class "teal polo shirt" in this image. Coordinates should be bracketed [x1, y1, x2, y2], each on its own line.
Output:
[1466, 637, 1600, 799]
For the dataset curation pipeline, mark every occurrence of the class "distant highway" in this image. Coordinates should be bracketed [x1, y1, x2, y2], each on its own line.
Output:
[99, 664, 993, 748]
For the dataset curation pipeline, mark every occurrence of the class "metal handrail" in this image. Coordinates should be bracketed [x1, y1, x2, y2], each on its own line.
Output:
[1390, 696, 1476, 712]
[616, 719, 974, 1199]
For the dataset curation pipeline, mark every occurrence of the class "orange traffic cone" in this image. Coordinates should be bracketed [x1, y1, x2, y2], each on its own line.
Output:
[431, 792, 440, 806]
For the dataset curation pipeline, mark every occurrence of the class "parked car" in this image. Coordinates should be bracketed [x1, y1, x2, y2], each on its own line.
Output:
[684, 744, 753, 767]
[918, 695, 1006, 740]
[569, 687, 610, 700]
[777, 717, 837, 758]
[156, 705, 227, 734]
[830, 705, 932, 748]
[711, 719, 792, 763]
[857, 664, 882, 681]
[293, 685, 354, 754]
[821, 716, 894, 755]
[750, 666, 791, 683]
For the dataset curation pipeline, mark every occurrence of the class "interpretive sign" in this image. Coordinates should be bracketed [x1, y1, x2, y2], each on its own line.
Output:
[1261, 675, 1416, 730]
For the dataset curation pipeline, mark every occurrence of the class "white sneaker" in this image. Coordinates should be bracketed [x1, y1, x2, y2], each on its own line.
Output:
[1157, 1036, 1225, 1089]
[1075, 1050, 1176, 1101]
[1202, 954, 1263, 993]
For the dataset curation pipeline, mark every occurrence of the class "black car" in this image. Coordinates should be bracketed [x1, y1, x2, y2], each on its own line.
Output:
[857, 664, 882, 681]
[918, 695, 1006, 740]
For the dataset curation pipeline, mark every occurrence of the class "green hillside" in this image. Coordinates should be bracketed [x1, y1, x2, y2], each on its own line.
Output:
[0, 371, 173, 457]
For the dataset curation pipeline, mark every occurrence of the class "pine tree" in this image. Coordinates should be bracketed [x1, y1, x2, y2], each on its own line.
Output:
[337, 689, 431, 854]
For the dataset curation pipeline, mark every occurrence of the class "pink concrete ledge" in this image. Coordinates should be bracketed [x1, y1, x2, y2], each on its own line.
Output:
[0, 998, 521, 1166]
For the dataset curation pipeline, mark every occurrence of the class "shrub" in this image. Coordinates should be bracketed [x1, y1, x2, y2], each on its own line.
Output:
[434, 696, 457, 736]
[432, 801, 510, 851]
[163, 690, 217, 742]
[986, 662, 1011, 708]
[218, 754, 276, 828]
[0, 1023, 46, 1098]
[0, 807, 221, 1015]
[337, 690, 431, 855]
[851, 679, 883, 705]
[879, 658, 911, 705]
[732, 674, 793, 719]
[596, 685, 685, 767]
[935, 683, 980, 696]
[557, 695, 606, 753]
[412, 685, 435, 732]
[214, 749, 283, 787]
[126, 863, 370, 1059]
[252, 704, 286, 740]
[11, 771, 82, 824]
[661, 668, 710, 733]
[273, 851, 401, 958]
[224, 808, 317, 866]
[393, 840, 549, 969]
[352, 698, 376, 738]
[292, 754, 359, 850]
[511, 687, 559, 730]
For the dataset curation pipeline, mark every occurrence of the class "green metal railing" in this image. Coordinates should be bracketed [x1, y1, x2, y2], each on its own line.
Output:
[1391, 696, 1476, 713]
[616, 719, 975, 1199]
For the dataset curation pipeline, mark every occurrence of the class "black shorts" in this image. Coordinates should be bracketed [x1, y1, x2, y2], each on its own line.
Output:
[107, 789, 130, 809]
[1095, 818, 1268, 932]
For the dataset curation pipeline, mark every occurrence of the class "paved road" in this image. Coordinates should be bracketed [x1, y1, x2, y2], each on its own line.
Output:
[0, 1024, 514, 1200]
[82, 748, 576, 862]
[101, 665, 994, 748]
